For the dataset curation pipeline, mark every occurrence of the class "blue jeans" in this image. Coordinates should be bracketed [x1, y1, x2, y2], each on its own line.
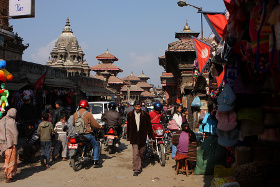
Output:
[83, 134, 99, 161]
[172, 144, 177, 159]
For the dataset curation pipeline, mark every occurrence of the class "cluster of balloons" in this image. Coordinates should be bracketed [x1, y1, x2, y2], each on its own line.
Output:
[0, 59, 13, 118]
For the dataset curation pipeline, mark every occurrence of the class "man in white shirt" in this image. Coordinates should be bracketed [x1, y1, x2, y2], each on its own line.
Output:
[127, 100, 153, 176]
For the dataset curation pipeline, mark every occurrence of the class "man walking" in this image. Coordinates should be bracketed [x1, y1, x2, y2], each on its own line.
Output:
[127, 100, 153, 176]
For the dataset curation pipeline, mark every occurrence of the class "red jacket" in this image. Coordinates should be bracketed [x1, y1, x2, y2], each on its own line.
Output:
[149, 110, 162, 124]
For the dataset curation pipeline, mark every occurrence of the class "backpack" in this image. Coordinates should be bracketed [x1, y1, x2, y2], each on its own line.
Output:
[74, 111, 88, 134]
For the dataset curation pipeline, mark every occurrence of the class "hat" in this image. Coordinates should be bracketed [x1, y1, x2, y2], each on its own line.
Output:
[217, 84, 236, 111]
[216, 110, 237, 131]
[217, 127, 239, 147]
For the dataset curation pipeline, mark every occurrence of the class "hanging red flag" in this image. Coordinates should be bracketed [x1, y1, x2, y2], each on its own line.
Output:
[216, 66, 225, 88]
[34, 72, 46, 90]
[192, 37, 211, 73]
[204, 13, 228, 42]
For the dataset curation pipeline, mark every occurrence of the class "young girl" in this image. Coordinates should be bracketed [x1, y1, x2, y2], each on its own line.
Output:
[174, 122, 196, 160]
[171, 104, 183, 159]
[172, 104, 183, 130]
[53, 112, 68, 161]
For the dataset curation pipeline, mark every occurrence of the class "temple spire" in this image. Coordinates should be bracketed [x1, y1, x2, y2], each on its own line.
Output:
[66, 17, 70, 26]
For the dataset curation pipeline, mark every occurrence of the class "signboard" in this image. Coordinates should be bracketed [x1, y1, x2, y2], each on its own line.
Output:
[9, 0, 35, 19]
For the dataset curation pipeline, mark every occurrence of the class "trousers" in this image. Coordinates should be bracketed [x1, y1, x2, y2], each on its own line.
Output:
[53, 133, 67, 158]
[132, 144, 145, 173]
[41, 141, 52, 165]
[83, 134, 99, 161]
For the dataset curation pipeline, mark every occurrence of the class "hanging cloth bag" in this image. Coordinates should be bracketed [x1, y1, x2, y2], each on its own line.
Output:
[191, 96, 201, 108]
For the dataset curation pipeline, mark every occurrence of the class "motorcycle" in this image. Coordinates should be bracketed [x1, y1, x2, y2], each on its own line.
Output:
[104, 126, 119, 154]
[121, 116, 128, 140]
[147, 123, 166, 166]
[68, 130, 101, 171]
[164, 127, 173, 151]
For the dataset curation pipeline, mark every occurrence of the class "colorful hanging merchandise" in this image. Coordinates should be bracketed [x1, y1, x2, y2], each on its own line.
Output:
[0, 60, 13, 118]
[216, 84, 238, 147]
[200, 113, 218, 134]
[191, 96, 201, 108]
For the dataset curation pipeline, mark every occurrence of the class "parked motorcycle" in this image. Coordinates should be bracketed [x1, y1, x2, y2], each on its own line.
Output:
[104, 126, 119, 154]
[68, 131, 101, 171]
[147, 123, 166, 166]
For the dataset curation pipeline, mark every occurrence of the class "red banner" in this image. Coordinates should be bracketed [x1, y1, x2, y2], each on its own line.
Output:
[34, 73, 46, 90]
[206, 14, 227, 39]
[192, 37, 211, 73]
[216, 66, 225, 88]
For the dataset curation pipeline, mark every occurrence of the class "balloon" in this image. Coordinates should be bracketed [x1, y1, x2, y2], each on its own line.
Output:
[0, 71, 5, 81]
[2, 69, 13, 81]
[0, 60, 6, 69]
[0, 69, 13, 82]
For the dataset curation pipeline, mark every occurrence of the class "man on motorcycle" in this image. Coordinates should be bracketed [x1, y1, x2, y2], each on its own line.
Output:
[149, 102, 166, 124]
[73, 100, 102, 167]
[101, 102, 122, 147]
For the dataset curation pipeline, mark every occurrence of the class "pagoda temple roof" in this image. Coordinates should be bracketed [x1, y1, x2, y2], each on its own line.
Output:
[160, 72, 174, 78]
[96, 49, 118, 61]
[167, 37, 213, 52]
[93, 75, 105, 80]
[140, 91, 155, 97]
[136, 81, 153, 88]
[122, 72, 140, 81]
[108, 76, 124, 84]
[90, 63, 123, 72]
[121, 85, 144, 92]
[137, 71, 149, 79]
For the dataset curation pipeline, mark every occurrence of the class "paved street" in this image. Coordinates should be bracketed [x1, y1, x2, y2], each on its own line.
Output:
[0, 139, 212, 187]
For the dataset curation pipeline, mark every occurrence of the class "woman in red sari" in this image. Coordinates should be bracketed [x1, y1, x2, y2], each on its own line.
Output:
[0, 108, 18, 183]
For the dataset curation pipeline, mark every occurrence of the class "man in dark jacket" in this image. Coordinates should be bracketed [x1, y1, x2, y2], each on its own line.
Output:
[127, 100, 153, 176]
[101, 102, 122, 146]
[52, 99, 68, 126]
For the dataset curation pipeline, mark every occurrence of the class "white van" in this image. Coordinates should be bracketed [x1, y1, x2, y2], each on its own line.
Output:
[88, 101, 110, 125]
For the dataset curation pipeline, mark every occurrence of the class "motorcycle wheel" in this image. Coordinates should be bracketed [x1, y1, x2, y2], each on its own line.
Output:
[98, 141, 102, 157]
[108, 146, 114, 154]
[159, 144, 166, 166]
[70, 154, 83, 171]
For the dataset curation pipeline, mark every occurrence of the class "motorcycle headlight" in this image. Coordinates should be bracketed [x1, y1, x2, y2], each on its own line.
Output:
[155, 129, 164, 136]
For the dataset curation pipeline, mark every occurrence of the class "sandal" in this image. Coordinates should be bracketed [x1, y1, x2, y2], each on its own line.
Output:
[62, 158, 67, 161]
[6, 178, 15, 183]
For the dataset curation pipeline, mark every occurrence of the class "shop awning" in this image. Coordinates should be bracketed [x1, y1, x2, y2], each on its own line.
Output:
[80, 86, 113, 96]
[5, 82, 28, 90]
[45, 78, 76, 89]
[4, 73, 77, 90]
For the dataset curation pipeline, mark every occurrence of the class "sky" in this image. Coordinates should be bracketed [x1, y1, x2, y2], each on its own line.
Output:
[10, 0, 225, 87]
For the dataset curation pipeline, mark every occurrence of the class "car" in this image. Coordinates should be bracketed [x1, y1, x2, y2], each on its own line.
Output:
[88, 101, 110, 125]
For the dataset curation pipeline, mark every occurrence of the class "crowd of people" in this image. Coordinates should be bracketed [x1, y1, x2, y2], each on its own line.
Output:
[0, 98, 195, 182]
